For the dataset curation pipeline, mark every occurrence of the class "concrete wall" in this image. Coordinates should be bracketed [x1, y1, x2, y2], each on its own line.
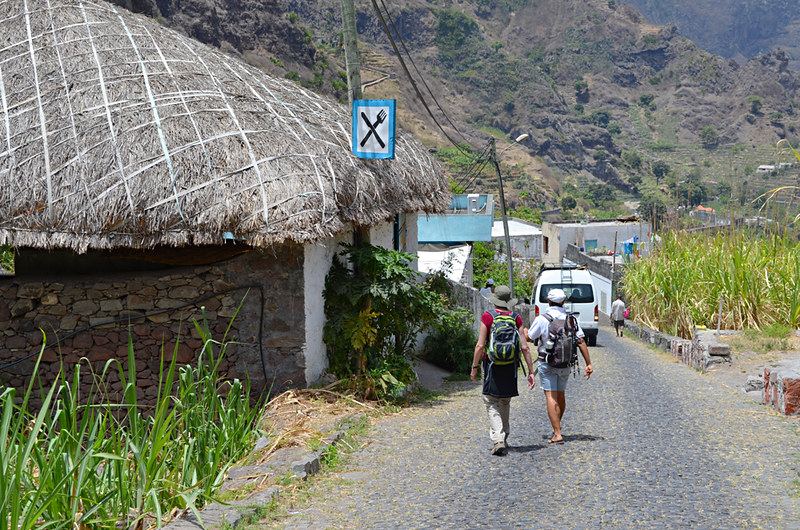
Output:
[0, 246, 306, 409]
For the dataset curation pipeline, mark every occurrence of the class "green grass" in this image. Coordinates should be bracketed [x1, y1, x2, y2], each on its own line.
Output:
[624, 231, 800, 338]
[0, 307, 264, 528]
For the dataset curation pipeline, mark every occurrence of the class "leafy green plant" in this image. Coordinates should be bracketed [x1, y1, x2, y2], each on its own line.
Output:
[422, 304, 476, 373]
[323, 244, 441, 399]
[0, 246, 13, 273]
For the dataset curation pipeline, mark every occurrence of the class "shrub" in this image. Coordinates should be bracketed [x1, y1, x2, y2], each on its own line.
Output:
[422, 305, 476, 373]
[323, 244, 441, 399]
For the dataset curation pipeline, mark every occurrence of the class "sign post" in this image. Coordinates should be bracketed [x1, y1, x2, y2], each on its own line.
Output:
[352, 99, 396, 159]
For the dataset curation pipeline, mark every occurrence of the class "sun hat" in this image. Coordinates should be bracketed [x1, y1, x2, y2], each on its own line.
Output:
[487, 285, 518, 309]
[546, 288, 567, 304]
[486, 278, 495, 286]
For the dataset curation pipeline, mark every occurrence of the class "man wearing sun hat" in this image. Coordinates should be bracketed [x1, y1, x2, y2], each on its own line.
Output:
[470, 285, 536, 456]
[525, 287, 593, 444]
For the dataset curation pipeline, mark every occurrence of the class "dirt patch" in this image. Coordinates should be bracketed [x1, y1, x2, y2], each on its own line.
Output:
[705, 333, 800, 392]
[257, 388, 377, 459]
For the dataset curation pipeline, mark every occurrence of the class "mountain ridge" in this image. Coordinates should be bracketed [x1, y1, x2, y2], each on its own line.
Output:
[106, 0, 800, 213]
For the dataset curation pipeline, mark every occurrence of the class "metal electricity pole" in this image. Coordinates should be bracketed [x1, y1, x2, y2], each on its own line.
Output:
[490, 138, 515, 295]
[339, 0, 362, 103]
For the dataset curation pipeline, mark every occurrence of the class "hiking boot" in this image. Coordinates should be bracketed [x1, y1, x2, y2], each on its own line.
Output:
[491, 442, 506, 456]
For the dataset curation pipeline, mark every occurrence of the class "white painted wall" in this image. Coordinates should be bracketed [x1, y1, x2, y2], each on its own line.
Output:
[304, 214, 424, 386]
[369, 219, 394, 249]
[591, 271, 613, 316]
[303, 231, 352, 386]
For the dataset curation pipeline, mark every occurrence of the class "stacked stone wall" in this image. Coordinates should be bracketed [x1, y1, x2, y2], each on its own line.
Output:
[0, 246, 306, 410]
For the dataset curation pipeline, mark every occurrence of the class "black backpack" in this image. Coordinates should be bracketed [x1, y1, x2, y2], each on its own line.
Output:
[542, 313, 579, 369]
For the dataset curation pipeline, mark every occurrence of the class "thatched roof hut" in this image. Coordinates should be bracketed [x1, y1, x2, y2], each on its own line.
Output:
[0, 0, 448, 253]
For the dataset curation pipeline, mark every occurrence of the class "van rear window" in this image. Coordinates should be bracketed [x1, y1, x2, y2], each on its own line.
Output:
[539, 284, 594, 304]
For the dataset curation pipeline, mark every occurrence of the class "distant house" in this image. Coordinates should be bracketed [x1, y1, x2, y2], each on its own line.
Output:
[690, 205, 718, 224]
[417, 194, 494, 284]
[491, 218, 542, 260]
[0, 0, 449, 407]
[541, 219, 651, 264]
[756, 165, 776, 174]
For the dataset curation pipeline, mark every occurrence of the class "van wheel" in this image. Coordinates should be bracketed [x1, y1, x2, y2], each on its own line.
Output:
[587, 334, 597, 347]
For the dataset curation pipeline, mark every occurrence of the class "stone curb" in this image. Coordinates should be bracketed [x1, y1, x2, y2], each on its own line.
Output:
[621, 319, 731, 372]
[764, 365, 800, 416]
[164, 414, 364, 529]
[619, 318, 800, 417]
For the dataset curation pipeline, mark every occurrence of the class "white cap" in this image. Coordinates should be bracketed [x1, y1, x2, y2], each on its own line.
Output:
[486, 278, 495, 285]
[547, 288, 567, 303]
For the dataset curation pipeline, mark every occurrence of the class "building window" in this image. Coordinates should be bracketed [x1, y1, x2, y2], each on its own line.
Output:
[543, 236, 549, 255]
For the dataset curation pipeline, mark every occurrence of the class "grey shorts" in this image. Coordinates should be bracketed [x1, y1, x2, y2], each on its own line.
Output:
[614, 319, 624, 330]
[537, 361, 570, 392]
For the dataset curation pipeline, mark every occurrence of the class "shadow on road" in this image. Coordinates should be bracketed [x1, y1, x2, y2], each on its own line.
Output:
[509, 444, 548, 453]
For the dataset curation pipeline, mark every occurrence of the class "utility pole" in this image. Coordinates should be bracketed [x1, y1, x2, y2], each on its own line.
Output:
[490, 138, 515, 295]
[340, 0, 362, 104]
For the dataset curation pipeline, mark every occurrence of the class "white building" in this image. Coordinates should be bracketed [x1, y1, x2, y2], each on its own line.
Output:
[491, 218, 542, 260]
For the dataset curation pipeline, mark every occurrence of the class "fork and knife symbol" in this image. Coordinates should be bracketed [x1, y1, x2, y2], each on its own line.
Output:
[360, 109, 387, 148]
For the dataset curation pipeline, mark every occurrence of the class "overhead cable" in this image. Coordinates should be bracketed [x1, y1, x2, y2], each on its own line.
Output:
[367, 0, 479, 159]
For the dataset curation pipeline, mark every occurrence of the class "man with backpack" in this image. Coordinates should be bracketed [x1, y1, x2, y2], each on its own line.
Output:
[470, 285, 536, 456]
[525, 288, 593, 445]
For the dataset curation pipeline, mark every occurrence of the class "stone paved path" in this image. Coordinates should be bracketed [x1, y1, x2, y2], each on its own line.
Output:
[274, 326, 800, 528]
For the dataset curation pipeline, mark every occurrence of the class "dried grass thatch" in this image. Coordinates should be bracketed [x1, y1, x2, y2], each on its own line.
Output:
[0, 0, 449, 253]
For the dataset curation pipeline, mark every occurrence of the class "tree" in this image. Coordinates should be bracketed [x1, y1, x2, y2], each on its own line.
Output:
[574, 80, 588, 96]
[700, 125, 719, 146]
[622, 149, 642, 169]
[652, 160, 670, 183]
[589, 109, 611, 127]
[628, 174, 642, 187]
[561, 195, 577, 211]
[638, 93, 655, 109]
[638, 190, 667, 230]
[716, 181, 732, 203]
[586, 183, 616, 205]
[747, 95, 763, 114]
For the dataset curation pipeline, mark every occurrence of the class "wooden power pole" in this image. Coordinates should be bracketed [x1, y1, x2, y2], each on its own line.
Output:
[340, 0, 362, 103]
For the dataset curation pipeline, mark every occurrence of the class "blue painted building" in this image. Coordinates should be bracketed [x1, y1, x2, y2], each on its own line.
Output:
[418, 194, 494, 244]
[417, 194, 494, 285]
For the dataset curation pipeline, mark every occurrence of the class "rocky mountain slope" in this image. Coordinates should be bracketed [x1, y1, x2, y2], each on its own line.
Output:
[108, 0, 800, 210]
[623, 0, 800, 68]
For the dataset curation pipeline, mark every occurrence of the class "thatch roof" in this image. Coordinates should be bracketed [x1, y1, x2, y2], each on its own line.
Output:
[0, 0, 449, 252]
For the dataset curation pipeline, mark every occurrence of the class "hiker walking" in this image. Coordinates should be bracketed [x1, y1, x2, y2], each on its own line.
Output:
[611, 294, 626, 337]
[479, 278, 495, 298]
[525, 288, 593, 444]
[470, 285, 535, 456]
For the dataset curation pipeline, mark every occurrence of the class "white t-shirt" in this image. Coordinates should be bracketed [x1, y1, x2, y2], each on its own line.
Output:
[528, 305, 586, 346]
[611, 298, 626, 321]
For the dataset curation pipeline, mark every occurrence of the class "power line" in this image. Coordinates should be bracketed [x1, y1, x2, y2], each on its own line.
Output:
[367, 0, 479, 159]
[376, 0, 472, 147]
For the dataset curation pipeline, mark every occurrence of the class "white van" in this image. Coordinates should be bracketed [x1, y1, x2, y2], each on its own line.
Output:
[530, 265, 599, 346]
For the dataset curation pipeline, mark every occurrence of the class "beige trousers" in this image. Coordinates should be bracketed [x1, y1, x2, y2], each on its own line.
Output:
[483, 394, 512, 444]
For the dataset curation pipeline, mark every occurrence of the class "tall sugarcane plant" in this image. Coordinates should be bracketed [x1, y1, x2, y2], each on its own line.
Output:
[0, 306, 263, 528]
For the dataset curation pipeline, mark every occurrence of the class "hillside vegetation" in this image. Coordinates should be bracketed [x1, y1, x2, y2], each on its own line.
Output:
[111, 0, 800, 220]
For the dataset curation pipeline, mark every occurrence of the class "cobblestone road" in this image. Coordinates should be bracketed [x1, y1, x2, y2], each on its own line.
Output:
[279, 326, 800, 528]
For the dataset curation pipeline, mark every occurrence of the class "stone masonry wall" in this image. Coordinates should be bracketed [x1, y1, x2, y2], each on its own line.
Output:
[0, 245, 306, 410]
